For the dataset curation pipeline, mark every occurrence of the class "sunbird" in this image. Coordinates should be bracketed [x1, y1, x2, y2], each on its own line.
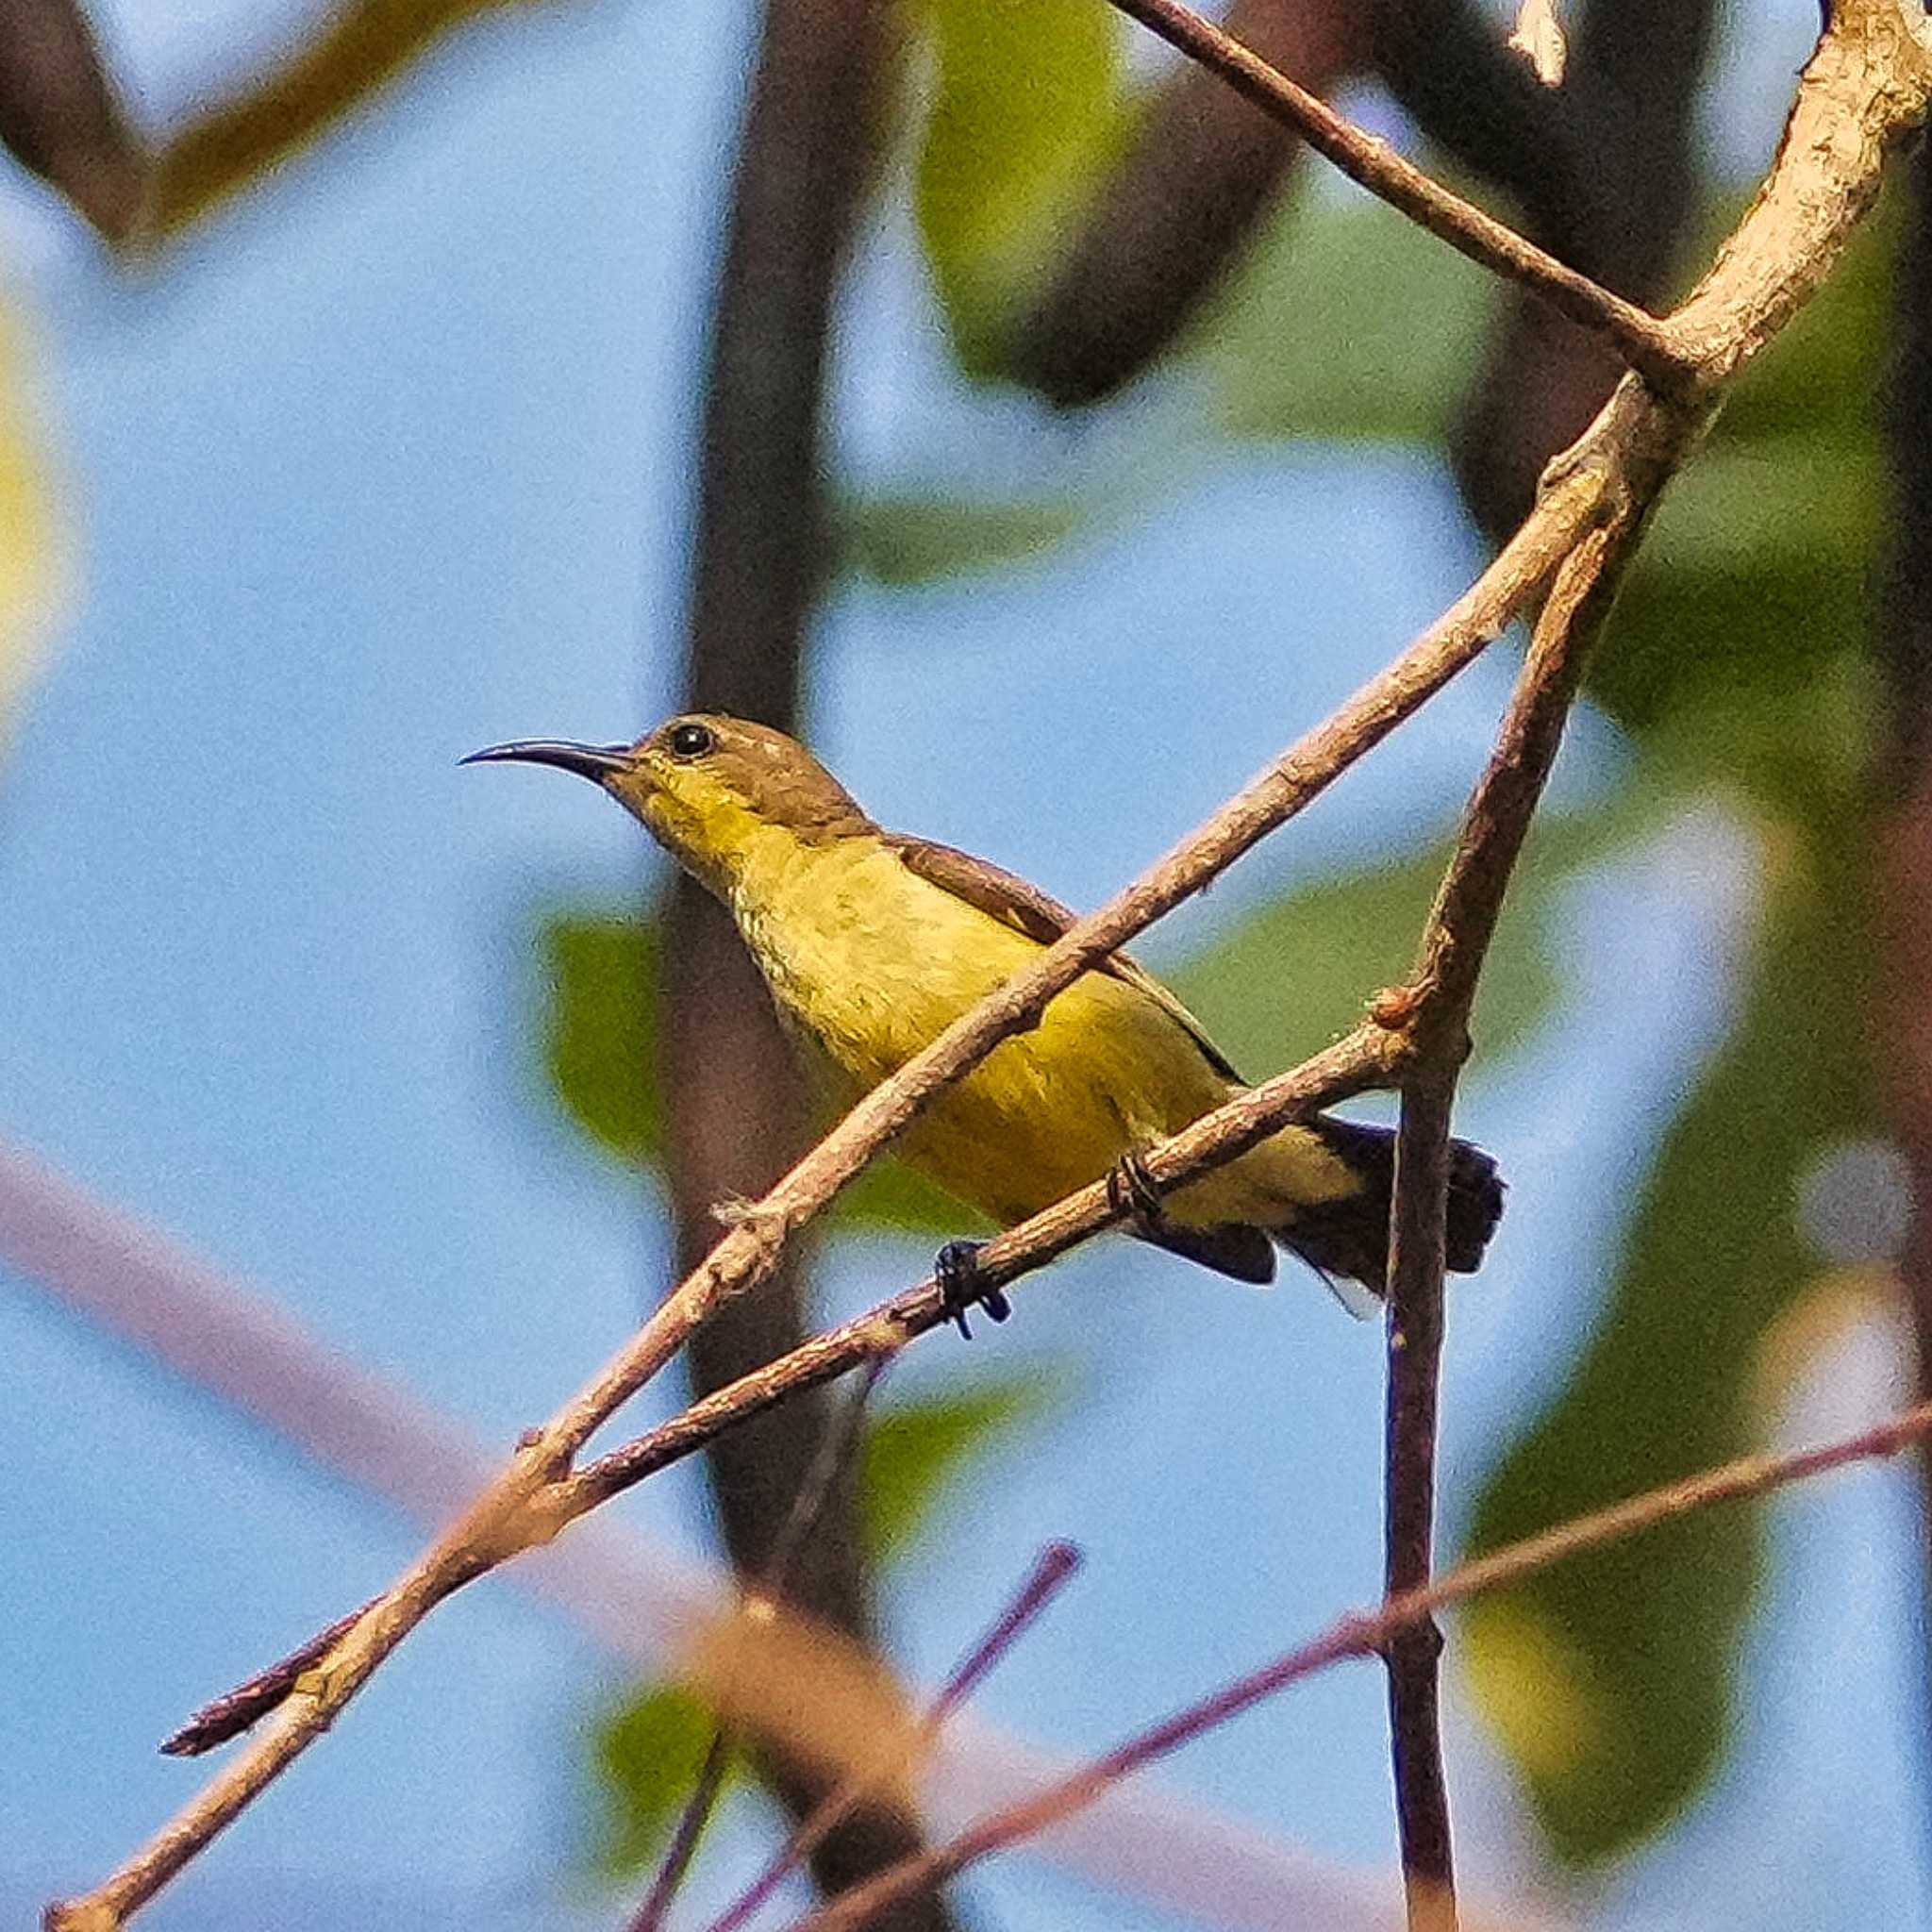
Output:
[467, 715, 1503, 1333]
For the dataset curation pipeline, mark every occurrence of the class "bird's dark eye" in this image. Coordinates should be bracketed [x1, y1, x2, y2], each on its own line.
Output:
[667, 722, 714, 760]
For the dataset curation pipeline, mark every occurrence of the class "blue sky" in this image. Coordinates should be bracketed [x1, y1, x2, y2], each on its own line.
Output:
[4, 2, 1926, 1928]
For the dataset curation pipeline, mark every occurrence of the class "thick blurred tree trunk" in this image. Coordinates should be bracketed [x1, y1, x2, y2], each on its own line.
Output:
[656, 2, 962, 1924]
[1879, 136, 1932, 1815]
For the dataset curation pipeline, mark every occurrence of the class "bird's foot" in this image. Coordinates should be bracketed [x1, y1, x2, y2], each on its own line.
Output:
[934, 1241, 1010, 1341]
[1107, 1149, 1168, 1237]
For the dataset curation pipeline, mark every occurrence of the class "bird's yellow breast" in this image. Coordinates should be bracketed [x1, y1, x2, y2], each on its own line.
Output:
[724, 828, 1276, 1225]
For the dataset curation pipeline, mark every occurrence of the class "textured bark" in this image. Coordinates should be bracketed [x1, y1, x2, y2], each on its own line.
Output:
[658, 0, 960, 1923]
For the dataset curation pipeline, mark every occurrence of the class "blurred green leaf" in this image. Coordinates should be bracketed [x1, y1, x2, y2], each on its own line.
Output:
[1588, 450, 1878, 741]
[1172, 799, 1657, 1081]
[1193, 195, 1495, 444]
[1462, 821, 1874, 1862]
[591, 1680, 737, 1876]
[543, 912, 660, 1165]
[842, 491, 1088, 587]
[843, 1156, 972, 1237]
[1587, 198, 1888, 743]
[914, 0, 1127, 376]
[861, 1376, 1051, 1557]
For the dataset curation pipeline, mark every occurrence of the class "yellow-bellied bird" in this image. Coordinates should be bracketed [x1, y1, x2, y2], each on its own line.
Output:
[467, 716, 1503, 1334]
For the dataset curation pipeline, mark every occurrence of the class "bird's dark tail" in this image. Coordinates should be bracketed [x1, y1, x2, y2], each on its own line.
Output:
[1274, 1117, 1505, 1295]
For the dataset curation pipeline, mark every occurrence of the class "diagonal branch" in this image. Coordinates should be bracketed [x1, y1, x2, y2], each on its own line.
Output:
[161, 1024, 1399, 1763]
[787, 1393, 1932, 1932]
[629, 1363, 888, 1932]
[0, 1141, 1450, 1929]
[707, 1541, 1084, 1932]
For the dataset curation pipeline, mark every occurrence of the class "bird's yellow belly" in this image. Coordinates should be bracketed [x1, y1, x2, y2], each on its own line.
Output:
[733, 840, 1224, 1220]
[893, 995, 1353, 1233]
[731, 835, 1357, 1235]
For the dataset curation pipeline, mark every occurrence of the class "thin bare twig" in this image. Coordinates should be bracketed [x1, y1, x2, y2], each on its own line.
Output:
[161, 1025, 1394, 1761]
[162, 1606, 370, 1759]
[708, 1542, 1083, 1932]
[543, 1026, 1393, 1527]
[1380, 1068, 1458, 1932]
[1374, 516, 1641, 1928]
[1102, 0, 1689, 390]
[786, 1395, 1932, 1932]
[2, 1141, 1438, 1925]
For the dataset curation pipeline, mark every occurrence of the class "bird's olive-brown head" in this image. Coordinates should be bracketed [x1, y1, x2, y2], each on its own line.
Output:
[463, 713, 874, 892]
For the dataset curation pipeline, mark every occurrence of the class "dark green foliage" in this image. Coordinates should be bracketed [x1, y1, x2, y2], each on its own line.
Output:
[591, 1682, 738, 1875]
[860, 1376, 1052, 1557]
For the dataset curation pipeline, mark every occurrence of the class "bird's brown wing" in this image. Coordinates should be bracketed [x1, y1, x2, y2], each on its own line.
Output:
[885, 835, 1245, 1082]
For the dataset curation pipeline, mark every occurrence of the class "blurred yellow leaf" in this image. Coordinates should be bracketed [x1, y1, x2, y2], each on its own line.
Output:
[1460, 1599, 1605, 1784]
[0, 301, 69, 753]
[913, 0, 1128, 376]
[1746, 1264, 1895, 1430]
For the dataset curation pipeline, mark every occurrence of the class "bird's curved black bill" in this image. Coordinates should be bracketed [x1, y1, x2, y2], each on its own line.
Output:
[461, 740, 633, 782]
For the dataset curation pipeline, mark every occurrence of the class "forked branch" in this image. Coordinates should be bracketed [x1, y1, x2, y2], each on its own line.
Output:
[1104, 0, 1689, 390]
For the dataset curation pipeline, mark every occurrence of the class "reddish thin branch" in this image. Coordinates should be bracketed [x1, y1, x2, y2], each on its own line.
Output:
[629, 1363, 889, 1932]
[1380, 1069, 1457, 1932]
[162, 1605, 371, 1759]
[787, 1396, 1932, 1932]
